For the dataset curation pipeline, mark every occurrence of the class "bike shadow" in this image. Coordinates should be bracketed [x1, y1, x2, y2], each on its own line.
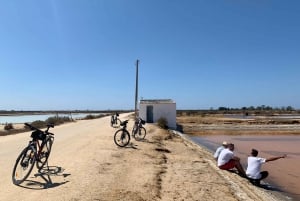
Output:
[124, 142, 139, 149]
[125, 139, 151, 149]
[16, 165, 70, 190]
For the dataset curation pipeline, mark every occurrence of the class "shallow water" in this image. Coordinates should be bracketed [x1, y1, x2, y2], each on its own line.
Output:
[0, 113, 105, 124]
[187, 134, 300, 201]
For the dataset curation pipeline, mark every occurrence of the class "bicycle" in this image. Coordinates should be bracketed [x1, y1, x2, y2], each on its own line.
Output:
[12, 123, 55, 185]
[132, 117, 146, 140]
[110, 112, 121, 127]
[114, 120, 130, 147]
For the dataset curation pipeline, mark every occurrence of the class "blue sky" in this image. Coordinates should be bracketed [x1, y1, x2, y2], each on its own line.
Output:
[0, 0, 299, 110]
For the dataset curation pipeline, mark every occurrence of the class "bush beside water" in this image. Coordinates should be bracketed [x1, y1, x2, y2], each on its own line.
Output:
[28, 116, 73, 129]
[82, 114, 108, 120]
[1, 114, 108, 136]
[4, 123, 14, 130]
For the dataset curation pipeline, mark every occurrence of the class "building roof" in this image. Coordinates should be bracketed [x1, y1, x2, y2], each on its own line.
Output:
[140, 99, 175, 104]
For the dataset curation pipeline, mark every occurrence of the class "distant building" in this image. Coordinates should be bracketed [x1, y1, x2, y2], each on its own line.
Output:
[139, 99, 176, 129]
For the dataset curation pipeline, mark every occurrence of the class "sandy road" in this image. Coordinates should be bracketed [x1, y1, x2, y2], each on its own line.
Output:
[1, 113, 122, 200]
[0, 113, 284, 201]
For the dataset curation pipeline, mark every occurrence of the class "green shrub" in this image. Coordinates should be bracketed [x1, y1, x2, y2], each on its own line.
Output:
[157, 117, 168, 129]
[30, 120, 47, 129]
[82, 114, 108, 120]
[29, 116, 72, 129]
[4, 123, 14, 130]
[46, 116, 72, 125]
[83, 114, 96, 120]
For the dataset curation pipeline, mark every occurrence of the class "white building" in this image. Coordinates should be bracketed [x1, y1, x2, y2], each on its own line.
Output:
[139, 99, 176, 129]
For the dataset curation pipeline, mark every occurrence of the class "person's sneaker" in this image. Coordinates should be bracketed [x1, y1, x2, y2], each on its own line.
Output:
[238, 172, 247, 178]
[249, 178, 260, 186]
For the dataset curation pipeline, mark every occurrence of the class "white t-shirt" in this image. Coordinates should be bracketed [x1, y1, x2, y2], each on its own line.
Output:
[246, 156, 266, 179]
[213, 146, 225, 159]
[217, 148, 234, 166]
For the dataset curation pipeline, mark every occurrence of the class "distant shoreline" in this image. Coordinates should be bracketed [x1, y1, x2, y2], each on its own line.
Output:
[0, 113, 111, 135]
[0, 110, 131, 116]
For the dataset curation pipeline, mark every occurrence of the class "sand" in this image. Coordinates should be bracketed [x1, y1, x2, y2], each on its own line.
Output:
[0, 113, 286, 200]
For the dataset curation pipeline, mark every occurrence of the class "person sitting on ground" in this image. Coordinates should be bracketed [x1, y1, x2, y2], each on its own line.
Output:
[217, 143, 247, 177]
[213, 141, 228, 161]
[246, 149, 286, 185]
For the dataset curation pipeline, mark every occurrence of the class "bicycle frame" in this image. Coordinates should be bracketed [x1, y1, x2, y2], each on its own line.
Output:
[30, 139, 42, 159]
[133, 118, 144, 131]
[112, 115, 119, 123]
[132, 118, 146, 140]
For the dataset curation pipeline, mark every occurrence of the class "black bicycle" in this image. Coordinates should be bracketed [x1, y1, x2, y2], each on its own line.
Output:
[114, 120, 130, 147]
[132, 117, 146, 140]
[12, 123, 55, 185]
[110, 112, 121, 127]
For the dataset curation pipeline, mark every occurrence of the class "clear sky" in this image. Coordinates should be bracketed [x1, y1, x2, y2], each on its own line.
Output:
[0, 0, 299, 110]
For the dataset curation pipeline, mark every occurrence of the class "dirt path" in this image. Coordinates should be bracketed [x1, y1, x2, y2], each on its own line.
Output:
[0, 113, 284, 201]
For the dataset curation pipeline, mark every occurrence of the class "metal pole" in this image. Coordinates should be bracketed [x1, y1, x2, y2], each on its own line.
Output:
[135, 60, 139, 119]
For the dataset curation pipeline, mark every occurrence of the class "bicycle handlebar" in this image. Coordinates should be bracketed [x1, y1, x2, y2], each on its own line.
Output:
[24, 123, 38, 131]
[120, 120, 129, 127]
[134, 117, 145, 125]
[24, 123, 55, 134]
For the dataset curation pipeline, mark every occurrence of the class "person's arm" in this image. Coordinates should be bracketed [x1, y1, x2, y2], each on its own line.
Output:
[266, 154, 287, 162]
[213, 147, 221, 159]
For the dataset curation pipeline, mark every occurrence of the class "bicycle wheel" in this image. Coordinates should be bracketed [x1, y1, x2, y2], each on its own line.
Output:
[12, 146, 36, 185]
[36, 137, 53, 170]
[133, 127, 146, 141]
[114, 129, 130, 147]
[131, 126, 138, 136]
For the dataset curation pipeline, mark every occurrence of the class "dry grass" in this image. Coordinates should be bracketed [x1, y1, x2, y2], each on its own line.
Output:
[185, 129, 300, 136]
[177, 114, 300, 136]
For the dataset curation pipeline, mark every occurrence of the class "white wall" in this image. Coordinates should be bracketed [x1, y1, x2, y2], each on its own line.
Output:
[139, 104, 147, 122]
[139, 102, 176, 129]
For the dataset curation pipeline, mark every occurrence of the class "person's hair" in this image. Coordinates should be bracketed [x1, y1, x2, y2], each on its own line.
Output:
[228, 143, 234, 150]
[251, 149, 258, 157]
[228, 143, 234, 147]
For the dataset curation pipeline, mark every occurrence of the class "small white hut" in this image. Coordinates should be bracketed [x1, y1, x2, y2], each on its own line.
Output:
[139, 99, 176, 129]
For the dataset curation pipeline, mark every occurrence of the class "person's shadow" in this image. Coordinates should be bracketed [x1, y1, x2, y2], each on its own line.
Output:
[227, 169, 285, 193]
[251, 181, 284, 192]
[17, 165, 70, 189]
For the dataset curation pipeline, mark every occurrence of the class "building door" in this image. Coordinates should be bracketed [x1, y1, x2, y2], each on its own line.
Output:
[146, 105, 153, 123]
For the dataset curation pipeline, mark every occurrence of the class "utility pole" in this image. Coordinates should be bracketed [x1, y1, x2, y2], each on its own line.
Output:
[135, 59, 139, 119]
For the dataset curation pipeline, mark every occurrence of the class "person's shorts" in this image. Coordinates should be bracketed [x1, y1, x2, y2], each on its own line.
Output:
[219, 159, 235, 170]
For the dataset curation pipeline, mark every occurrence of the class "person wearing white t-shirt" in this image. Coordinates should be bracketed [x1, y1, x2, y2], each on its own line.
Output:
[217, 143, 247, 177]
[213, 141, 228, 161]
[246, 149, 286, 185]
